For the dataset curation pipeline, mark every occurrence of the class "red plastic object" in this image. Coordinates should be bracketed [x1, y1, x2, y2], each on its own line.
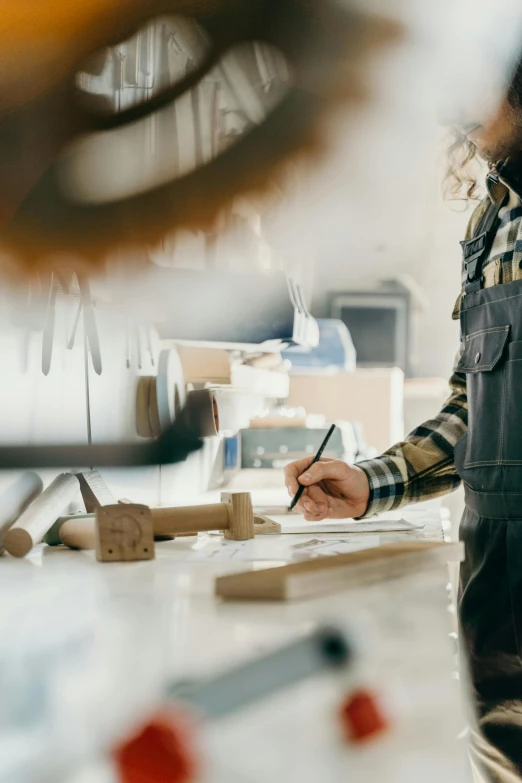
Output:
[339, 689, 389, 743]
[113, 710, 198, 783]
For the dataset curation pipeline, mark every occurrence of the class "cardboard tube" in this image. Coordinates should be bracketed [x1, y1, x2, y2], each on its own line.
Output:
[0, 472, 43, 554]
[4, 473, 80, 557]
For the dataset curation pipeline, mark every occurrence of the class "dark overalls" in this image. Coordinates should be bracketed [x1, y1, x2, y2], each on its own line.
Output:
[456, 178, 522, 781]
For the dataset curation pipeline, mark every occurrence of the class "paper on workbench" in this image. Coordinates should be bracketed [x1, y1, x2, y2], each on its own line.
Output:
[184, 534, 382, 563]
[273, 513, 424, 534]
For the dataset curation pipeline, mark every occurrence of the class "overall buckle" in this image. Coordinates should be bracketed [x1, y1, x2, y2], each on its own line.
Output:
[461, 232, 487, 282]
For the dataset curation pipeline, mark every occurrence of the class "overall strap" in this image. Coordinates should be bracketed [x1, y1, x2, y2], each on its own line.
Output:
[461, 192, 507, 295]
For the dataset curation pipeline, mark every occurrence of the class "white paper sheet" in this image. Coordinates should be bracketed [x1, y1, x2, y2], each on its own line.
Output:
[273, 513, 425, 534]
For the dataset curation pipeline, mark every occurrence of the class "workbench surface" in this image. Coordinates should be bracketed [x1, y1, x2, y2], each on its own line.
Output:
[0, 476, 470, 783]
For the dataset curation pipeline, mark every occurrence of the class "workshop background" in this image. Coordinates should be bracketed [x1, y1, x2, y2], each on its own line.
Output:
[1, 1, 522, 780]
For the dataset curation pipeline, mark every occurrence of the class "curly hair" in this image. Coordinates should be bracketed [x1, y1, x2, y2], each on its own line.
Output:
[444, 128, 481, 201]
[445, 53, 522, 202]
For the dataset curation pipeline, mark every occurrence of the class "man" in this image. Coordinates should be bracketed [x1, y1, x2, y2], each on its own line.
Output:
[285, 55, 522, 782]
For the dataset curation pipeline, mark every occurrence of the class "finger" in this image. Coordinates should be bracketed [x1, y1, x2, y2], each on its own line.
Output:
[298, 459, 349, 487]
[297, 485, 330, 516]
[303, 499, 328, 516]
[284, 457, 314, 496]
[304, 507, 331, 522]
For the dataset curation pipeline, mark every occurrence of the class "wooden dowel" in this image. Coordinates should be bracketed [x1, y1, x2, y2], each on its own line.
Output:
[59, 517, 97, 550]
[4, 473, 80, 557]
[0, 472, 43, 554]
[151, 504, 230, 536]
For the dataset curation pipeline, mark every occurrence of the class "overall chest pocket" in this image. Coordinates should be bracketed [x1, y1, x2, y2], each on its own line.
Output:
[456, 325, 510, 467]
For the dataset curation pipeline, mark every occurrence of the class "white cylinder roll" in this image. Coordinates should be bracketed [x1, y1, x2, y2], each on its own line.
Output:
[0, 472, 44, 554]
[4, 473, 80, 558]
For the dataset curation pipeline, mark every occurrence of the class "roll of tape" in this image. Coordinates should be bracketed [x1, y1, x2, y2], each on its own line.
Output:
[136, 348, 186, 438]
[185, 388, 220, 438]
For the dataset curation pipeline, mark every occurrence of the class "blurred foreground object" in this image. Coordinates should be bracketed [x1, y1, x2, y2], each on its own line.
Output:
[0, 0, 397, 277]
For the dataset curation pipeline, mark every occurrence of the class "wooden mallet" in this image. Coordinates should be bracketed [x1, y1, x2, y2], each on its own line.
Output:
[47, 492, 260, 560]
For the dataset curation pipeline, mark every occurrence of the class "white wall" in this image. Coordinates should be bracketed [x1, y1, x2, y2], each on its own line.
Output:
[261, 0, 492, 382]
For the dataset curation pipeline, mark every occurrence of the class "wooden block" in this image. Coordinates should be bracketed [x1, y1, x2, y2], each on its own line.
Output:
[77, 470, 116, 512]
[253, 515, 282, 535]
[222, 492, 254, 541]
[215, 541, 464, 601]
[96, 504, 155, 562]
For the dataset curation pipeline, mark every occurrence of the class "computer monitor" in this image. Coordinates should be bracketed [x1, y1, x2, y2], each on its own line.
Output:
[329, 289, 410, 373]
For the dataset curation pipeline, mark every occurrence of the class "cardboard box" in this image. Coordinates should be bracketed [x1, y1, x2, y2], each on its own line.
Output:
[287, 369, 404, 454]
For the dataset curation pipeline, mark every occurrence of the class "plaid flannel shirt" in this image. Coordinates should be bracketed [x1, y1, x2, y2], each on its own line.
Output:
[359, 158, 522, 517]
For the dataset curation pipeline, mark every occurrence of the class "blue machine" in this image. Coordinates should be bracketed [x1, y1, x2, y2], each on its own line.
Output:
[282, 319, 356, 373]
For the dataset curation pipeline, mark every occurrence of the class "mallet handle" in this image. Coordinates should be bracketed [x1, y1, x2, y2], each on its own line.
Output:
[151, 504, 230, 536]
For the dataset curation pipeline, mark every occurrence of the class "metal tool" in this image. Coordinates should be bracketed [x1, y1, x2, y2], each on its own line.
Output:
[168, 625, 352, 719]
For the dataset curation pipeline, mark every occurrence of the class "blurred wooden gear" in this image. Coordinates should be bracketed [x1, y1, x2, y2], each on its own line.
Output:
[0, 0, 398, 277]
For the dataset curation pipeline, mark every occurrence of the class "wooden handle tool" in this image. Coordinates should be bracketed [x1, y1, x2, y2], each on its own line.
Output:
[49, 492, 259, 552]
[152, 493, 254, 540]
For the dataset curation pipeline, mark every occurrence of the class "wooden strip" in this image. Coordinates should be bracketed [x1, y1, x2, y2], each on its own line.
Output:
[215, 541, 464, 601]
[222, 492, 254, 541]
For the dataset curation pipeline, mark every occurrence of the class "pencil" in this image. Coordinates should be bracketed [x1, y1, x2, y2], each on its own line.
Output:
[289, 424, 336, 511]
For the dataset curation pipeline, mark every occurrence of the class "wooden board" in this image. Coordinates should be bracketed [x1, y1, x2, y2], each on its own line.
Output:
[215, 541, 464, 601]
[77, 470, 116, 512]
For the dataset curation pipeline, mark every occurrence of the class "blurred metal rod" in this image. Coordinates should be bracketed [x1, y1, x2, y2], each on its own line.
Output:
[0, 418, 202, 469]
[168, 625, 353, 719]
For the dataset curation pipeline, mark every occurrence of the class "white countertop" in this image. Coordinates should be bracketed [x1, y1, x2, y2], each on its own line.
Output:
[0, 474, 469, 783]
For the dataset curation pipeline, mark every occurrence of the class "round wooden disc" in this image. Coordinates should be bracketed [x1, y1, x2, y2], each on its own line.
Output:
[156, 348, 186, 431]
[148, 377, 162, 438]
[4, 527, 33, 558]
[136, 376, 153, 438]
[185, 388, 219, 437]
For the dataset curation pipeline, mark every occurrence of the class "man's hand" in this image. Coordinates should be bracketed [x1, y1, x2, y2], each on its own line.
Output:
[284, 458, 370, 521]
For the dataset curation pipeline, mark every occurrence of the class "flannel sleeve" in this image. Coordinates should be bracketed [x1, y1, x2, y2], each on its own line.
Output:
[357, 368, 468, 517]
[354, 199, 489, 517]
